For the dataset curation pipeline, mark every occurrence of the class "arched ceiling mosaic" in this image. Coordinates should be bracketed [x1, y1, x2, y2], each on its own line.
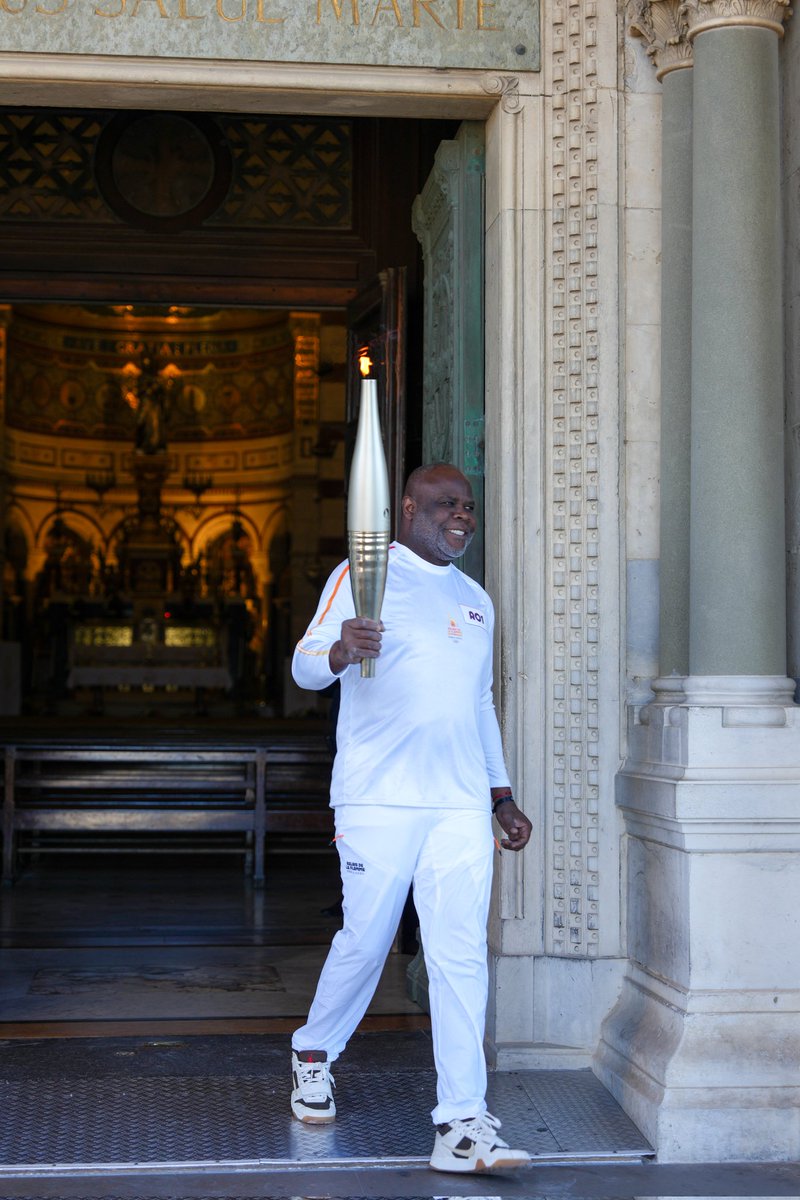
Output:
[6, 304, 297, 442]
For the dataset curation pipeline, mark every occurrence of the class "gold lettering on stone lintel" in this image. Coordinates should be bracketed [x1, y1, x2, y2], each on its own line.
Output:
[93, 0, 283, 16]
[5, 0, 504, 31]
[256, 0, 284, 21]
[413, 0, 445, 28]
[477, 0, 499, 29]
[370, 0, 400, 23]
[129, 0, 169, 17]
[318, 0, 358, 21]
[316, 0, 502, 26]
[217, 0, 244, 18]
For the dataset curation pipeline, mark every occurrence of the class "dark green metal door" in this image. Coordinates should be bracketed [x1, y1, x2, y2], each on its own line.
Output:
[412, 122, 485, 583]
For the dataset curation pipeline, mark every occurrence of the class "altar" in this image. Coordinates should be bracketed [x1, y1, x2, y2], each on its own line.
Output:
[30, 364, 261, 716]
[67, 619, 232, 713]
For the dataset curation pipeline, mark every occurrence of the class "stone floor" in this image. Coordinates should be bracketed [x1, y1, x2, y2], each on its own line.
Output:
[0, 853, 419, 1031]
[0, 943, 420, 1024]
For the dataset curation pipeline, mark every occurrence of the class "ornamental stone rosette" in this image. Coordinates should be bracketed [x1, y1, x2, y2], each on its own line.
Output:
[679, 0, 793, 37]
[627, 0, 694, 78]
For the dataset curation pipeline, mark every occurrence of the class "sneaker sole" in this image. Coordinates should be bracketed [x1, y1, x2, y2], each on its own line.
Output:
[430, 1153, 530, 1174]
[291, 1107, 336, 1125]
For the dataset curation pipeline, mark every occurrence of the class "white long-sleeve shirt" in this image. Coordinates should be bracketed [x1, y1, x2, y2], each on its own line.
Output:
[292, 541, 511, 809]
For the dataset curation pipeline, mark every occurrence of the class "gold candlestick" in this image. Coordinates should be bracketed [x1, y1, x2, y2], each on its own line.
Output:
[348, 356, 391, 678]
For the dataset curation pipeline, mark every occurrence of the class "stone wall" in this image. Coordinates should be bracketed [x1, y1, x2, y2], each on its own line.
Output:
[485, 0, 627, 1067]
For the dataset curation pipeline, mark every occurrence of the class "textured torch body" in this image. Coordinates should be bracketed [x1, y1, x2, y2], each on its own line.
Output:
[347, 377, 391, 678]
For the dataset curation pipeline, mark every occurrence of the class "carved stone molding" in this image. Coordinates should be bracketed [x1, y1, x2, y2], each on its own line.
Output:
[627, 0, 694, 78]
[544, 0, 603, 959]
[481, 74, 522, 113]
[680, 0, 792, 39]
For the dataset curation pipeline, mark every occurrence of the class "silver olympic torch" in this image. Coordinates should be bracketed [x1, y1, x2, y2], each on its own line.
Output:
[348, 354, 391, 678]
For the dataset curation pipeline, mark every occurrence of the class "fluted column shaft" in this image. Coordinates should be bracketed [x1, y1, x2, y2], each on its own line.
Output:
[689, 25, 786, 675]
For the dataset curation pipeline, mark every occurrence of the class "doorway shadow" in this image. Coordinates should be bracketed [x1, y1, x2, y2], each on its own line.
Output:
[0, 852, 424, 1031]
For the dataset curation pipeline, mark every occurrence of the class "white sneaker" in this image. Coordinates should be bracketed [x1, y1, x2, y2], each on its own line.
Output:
[430, 1111, 530, 1173]
[290, 1050, 336, 1123]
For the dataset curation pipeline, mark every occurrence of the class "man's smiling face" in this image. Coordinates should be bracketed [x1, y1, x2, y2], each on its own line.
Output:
[401, 466, 476, 566]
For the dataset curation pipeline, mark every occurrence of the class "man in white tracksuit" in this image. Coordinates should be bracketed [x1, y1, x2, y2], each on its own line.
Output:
[290, 463, 532, 1174]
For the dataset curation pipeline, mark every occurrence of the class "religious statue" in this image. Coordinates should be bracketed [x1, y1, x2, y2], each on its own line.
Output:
[130, 356, 174, 455]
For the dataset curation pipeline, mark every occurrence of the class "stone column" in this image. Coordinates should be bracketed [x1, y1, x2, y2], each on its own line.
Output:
[788, 12, 800, 698]
[688, 4, 789, 684]
[658, 62, 694, 676]
[597, 1, 800, 1163]
[629, 1, 695, 678]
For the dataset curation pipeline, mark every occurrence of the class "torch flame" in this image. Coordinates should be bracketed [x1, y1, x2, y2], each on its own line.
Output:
[358, 350, 372, 378]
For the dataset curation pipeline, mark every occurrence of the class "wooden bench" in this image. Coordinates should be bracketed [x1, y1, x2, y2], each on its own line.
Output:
[1, 738, 332, 887]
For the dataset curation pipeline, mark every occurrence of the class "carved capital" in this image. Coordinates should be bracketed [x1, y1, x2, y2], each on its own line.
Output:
[481, 73, 522, 113]
[627, 0, 694, 79]
[680, 0, 792, 39]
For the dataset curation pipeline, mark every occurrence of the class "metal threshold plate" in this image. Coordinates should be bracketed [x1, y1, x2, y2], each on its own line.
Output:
[0, 1036, 652, 1173]
[0, 1150, 651, 1180]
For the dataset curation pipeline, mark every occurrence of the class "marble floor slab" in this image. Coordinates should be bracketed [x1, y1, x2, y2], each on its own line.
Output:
[0, 853, 344, 947]
[0, 944, 418, 1021]
[0, 854, 421, 1024]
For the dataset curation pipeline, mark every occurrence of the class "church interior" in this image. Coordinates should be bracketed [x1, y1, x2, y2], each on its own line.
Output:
[0, 106, 457, 723]
[4, 299, 349, 721]
[0, 105, 458, 1028]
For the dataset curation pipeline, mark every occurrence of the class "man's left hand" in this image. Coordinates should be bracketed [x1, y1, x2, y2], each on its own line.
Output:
[493, 802, 532, 851]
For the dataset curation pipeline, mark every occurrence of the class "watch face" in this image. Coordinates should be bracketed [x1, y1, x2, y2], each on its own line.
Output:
[96, 112, 232, 233]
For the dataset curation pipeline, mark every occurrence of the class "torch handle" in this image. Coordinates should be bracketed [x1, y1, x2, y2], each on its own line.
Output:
[348, 529, 390, 679]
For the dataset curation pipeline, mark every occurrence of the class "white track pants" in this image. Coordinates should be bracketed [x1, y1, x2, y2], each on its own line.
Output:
[292, 805, 495, 1125]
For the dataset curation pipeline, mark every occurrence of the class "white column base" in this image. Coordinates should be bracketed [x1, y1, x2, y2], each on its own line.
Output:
[490, 1042, 593, 1070]
[597, 965, 800, 1161]
[597, 681, 800, 1162]
[486, 953, 626, 1071]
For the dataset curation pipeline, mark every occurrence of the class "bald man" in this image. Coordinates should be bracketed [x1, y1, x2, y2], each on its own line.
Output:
[290, 464, 532, 1174]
